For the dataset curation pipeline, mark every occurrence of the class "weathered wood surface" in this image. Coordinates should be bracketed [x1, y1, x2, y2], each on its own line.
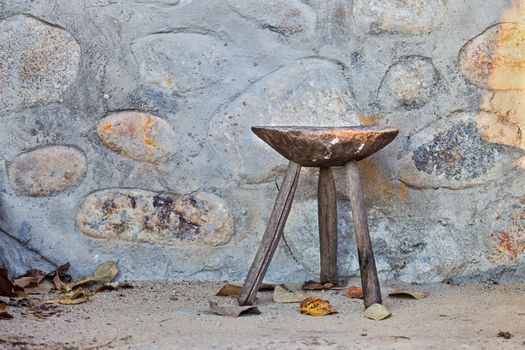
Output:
[344, 161, 382, 307]
[251, 126, 399, 167]
[239, 161, 301, 306]
[318, 167, 338, 284]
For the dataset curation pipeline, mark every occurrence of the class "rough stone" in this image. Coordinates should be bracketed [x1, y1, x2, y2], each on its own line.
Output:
[131, 32, 231, 95]
[353, 0, 447, 35]
[96, 111, 177, 163]
[7, 146, 87, 196]
[398, 113, 515, 189]
[378, 57, 438, 111]
[76, 189, 232, 246]
[209, 58, 358, 183]
[228, 0, 317, 37]
[460, 23, 525, 90]
[0, 15, 80, 115]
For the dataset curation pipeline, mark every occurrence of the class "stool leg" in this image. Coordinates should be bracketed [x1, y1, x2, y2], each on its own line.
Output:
[344, 160, 382, 308]
[239, 161, 301, 306]
[318, 167, 338, 284]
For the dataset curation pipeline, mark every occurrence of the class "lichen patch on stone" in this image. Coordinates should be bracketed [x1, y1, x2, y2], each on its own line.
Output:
[76, 189, 232, 246]
[412, 121, 499, 181]
[398, 113, 514, 189]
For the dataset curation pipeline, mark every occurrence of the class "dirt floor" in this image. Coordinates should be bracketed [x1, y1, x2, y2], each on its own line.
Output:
[0, 281, 524, 349]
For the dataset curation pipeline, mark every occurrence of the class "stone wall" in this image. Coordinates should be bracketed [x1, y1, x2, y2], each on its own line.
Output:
[0, 0, 524, 284]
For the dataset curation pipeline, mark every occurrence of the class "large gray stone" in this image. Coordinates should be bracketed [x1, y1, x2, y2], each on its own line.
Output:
[131, 32, 231, 95]
[209, 58, 358, 183]
[7, 146, 87, 196]
[378, 57, 439, 111]
[76, 189, 233, 246]
[353, 0, 447, 35]
[0, 15, 80, 115]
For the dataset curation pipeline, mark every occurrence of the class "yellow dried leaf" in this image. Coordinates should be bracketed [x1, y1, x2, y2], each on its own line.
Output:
[45, 296, 89, 305]
[299, 297, 337, 316]
[66, 289, 90, 300]
[216, 283, 242, 296]
[53, 274, 67, 291]
[95, 261, 118, 284]
[64, 276, 99, 290]
[364, 303, 391, 320]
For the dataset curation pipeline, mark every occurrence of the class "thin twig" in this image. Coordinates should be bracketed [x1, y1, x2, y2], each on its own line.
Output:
[82, 331, 119, 350]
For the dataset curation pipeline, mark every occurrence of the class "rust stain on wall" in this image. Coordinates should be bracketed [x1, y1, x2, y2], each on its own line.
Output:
[358, 158, 410, 209]
[358, 114, 381, 126]
[144, 116, 155, 146]
[478, 1, 525, 167]
[491, 210, 525, 263]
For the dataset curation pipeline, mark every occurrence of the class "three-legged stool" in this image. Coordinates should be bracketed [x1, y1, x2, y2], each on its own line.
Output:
[239, 126, 399, 308]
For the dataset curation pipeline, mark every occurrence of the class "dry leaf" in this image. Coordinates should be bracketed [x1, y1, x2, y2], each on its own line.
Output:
[46, 263, 72, 283]
[0, 268, 18, 297]
[258, 283, 276, 291]
[273, 286, 307, 303]
[95, 261, 118, 284]
[0, 268, 25, 298]
[45, 296, 89, 305]
[13, 275, 44, 289]
[216, 283, 242, 296]
[209, 301, 261, 317]
[364, 303, 391, 320]
[0, 303, 13, 319]
[0, 296, 9, 304]
[215, 283, 275, 297]
[64, 276, 99, 291]
[25, 280, 54, 295]
[94, 282, 133, 293]
[346, 286, 364, 299]
[53, 274, 67, 291]
[301, 280, 334, 291]
[388, 289, 429, 300]
[66, 289, 89, 300]
[299, 297, 337, 316]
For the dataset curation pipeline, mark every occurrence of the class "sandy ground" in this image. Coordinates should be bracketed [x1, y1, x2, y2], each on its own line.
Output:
[0, 281, 524, 349]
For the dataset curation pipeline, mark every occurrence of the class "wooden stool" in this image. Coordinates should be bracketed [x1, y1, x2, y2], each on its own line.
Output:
[239, 126, 399, 308]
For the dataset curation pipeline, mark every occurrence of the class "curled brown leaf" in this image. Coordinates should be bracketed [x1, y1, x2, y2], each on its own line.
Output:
[299, 297, 337, 316]
[346, 286, 364, 299]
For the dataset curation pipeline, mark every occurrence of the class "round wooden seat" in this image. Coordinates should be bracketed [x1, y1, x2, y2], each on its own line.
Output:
[252, 126, 399, 167]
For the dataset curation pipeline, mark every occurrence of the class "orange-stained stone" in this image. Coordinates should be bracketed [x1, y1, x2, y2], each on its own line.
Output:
[97, 111, 176, 163]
